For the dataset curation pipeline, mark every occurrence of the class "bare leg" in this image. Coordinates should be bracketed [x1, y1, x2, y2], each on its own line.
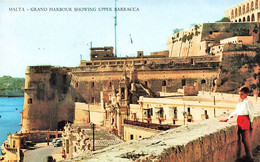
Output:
[241, 130, 253, 159]
[237, 130, 241, 158]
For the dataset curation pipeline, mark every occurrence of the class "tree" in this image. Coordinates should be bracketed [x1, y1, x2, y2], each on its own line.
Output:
[217, 17, 231, 22]
[173, 28, 183, 34]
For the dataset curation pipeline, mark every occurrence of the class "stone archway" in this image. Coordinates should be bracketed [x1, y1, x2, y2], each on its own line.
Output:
[247, 15, 251, 22]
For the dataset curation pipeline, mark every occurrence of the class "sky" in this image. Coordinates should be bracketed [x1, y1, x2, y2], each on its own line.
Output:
[0, 0, 244, 77]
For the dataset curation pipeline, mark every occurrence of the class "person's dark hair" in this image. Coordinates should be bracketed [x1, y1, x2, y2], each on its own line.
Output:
[240, 87, 250, 94]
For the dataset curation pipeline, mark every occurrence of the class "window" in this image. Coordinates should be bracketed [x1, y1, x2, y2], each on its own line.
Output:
[145, 81, 148, 87]
[91, 97, 94, 103]
[13, 140, 16, 148]
[182, 79, 186, 86]
[157, 108, 164, 118]
[187, 107, 192, 122]
[130, 134, 134, 140]
[174, 108, 177, 118]
[201, 79, 206, 84]
[91, 82, 94, 88]
[121, 87, 125, 99]
[162, 80, 166, 86]
[28, 98, 32, 104]
[205, 110, 209, 119]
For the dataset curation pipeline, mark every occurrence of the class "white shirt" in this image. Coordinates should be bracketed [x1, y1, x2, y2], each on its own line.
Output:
[228, 98, 254, 122]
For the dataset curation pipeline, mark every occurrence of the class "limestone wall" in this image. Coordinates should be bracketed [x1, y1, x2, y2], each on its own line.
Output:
[69, 112, 260, 162]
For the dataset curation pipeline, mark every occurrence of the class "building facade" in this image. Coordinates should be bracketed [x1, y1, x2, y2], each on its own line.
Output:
[225, 0, 260, 22]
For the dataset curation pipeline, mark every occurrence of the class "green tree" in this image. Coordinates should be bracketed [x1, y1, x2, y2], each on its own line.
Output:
[217, 17, 231, 22]
[173, 28, 183, 34]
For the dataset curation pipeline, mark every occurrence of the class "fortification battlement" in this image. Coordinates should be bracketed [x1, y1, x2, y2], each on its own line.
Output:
[79, 55, 221, 70]
[26, 66, 72, 74]
[25, 66, 53, 74]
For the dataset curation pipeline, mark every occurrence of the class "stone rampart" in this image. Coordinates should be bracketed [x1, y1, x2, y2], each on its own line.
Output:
[68, 112, 260, 162]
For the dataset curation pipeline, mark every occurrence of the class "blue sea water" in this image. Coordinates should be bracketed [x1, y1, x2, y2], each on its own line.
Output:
[0, 97, 23, 155]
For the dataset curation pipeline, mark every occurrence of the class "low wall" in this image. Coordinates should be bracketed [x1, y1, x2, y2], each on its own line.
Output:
[68, 112, 260, 162]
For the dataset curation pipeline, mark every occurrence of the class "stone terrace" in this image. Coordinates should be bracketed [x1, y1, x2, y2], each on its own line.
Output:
[63, 111, 260, 162]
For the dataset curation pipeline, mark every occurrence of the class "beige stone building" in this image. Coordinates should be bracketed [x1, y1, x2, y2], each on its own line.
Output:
[220, 36, 254, 45]
[225, 0, 260, 22]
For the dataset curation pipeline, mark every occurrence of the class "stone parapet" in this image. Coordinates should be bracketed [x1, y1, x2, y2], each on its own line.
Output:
[68, 112, 260, 162]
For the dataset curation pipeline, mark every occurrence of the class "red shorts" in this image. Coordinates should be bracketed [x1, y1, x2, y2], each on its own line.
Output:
[237, 115, 250, 130]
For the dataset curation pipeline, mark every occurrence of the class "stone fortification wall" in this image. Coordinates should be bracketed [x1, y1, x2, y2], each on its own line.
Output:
[69, 112, 260, 162]
[22, 66, 77, 131]
[167, 22, 259, 58]
[72, 68, 219, 104]
[167, 24, 204, 57]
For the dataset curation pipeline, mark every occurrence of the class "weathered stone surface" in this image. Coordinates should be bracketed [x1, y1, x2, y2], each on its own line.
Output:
[63, 113, 260, 162]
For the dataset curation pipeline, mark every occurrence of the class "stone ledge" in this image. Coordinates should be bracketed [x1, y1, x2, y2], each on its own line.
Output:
[64, 112, 260, 162]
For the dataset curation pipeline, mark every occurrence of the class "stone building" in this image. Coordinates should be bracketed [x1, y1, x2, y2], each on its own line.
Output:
[225, 0, 260, 22]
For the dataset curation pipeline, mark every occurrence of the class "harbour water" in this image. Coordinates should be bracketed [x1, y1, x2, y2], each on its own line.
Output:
[0, 97, 23, 155]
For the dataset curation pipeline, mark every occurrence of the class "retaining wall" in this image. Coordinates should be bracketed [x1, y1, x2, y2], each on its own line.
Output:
[67, 112, 260, 162]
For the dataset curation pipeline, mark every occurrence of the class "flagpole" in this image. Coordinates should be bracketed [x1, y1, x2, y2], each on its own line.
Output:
[114, 0, 117, 57]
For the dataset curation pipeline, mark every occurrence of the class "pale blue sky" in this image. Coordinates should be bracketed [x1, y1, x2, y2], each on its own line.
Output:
[0, 0, 244, 77]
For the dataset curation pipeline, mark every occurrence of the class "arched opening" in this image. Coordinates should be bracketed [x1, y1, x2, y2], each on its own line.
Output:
[121, 87, 125, 99]
[256, 0, 258, 9]
[239, 6, 242, 15]
[231, 10, 234, 18]
[251, 1, 254, 10]
[91, 82, 94, 88]
[235, 8, 238, 17]
[201, 79, 206, 84]
[58, 120, 73, 131]
[181, 79, 186, 86]
[212, 79, 217, 87]
[252, 14, 255, 21]
[239, 18, 242, 22]
[247, 3, 250, 12]
[162, 80, 166, 86]
[49, 73, 57, 86]
[243, 17, 246, 22]
[28, 98, 32, 104]
[235, 20, 238, 22]
[243, 5, 246, 14]
[247, 15, 251, 21]
[144, 81, 148, 87]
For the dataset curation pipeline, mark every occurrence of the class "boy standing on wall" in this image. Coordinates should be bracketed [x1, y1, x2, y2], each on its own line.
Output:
[220, 87, 254, 161]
